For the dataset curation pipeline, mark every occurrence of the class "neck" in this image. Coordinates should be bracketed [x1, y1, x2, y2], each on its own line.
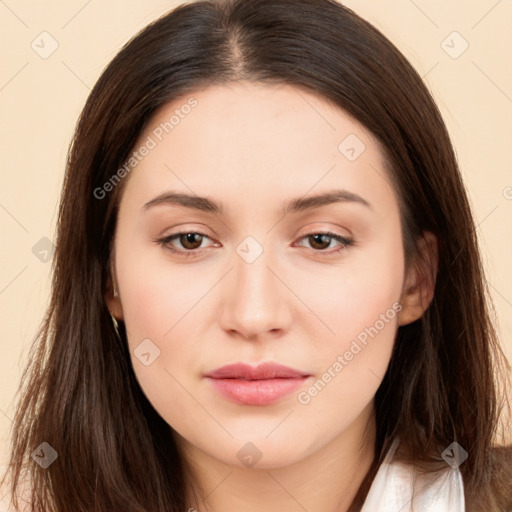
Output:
[179, 402, 377, 512]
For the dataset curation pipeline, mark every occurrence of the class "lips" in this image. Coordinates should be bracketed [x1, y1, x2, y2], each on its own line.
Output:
[205, 362, 311, 405]
[205, 362, 308, 380]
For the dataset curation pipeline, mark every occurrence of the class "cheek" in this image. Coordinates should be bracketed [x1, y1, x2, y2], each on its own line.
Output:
[116, 250, 207, 426]
[298, 229, 404, 345]
[296, 276, 401, 425]
[294, 226, 404, 404]
[114, 233, 210, 395]
[116, 232, 207, 340]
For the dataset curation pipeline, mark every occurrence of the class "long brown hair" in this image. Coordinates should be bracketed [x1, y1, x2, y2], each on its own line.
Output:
[2, 0, 511, 510]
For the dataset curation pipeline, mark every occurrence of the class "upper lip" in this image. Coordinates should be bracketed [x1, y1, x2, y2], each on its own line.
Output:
[205, 362, 310, 380]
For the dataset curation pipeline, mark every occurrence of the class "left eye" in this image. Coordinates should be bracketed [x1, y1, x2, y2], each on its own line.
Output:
[156, 231, 354, 257]
[295, 232, 354, 253]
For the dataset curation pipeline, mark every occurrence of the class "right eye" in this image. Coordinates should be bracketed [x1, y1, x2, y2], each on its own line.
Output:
[156, 231, 217, 257]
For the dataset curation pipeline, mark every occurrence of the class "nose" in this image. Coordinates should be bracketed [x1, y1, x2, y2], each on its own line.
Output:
[219, 242, 293, 341]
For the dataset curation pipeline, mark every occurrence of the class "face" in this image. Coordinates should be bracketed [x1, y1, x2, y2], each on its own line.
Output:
[107, 81, 424, 470]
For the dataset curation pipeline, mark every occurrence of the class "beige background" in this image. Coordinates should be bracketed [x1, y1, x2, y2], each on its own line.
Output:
[1, 0, 511, 502]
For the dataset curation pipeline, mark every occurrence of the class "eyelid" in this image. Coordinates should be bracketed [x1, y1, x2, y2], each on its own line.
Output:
[295, 223, 353, 239]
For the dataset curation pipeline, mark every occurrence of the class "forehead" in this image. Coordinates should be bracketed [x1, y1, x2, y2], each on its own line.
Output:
[121, 81, 396, 217]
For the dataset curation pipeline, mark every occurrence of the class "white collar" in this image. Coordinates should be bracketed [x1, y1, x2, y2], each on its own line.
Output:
[361, 438, 465, 511]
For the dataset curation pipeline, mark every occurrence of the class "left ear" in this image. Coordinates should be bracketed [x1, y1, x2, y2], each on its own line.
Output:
[398, 231, 439, 326]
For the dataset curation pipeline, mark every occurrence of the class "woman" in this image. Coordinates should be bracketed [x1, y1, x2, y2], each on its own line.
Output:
[2, 0, 511, 510]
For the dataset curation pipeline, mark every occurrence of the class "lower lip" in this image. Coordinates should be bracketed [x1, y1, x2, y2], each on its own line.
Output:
[206, 377, 309, 405]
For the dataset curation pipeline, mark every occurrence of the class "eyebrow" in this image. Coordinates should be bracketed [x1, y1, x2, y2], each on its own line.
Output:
[142, 189, 372, 215]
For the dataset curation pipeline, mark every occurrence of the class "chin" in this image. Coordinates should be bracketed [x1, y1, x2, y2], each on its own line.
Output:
[210, 433, 316, 470]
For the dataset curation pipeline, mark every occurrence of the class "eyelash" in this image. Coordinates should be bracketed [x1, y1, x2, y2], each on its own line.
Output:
[155, 230, 355, 258]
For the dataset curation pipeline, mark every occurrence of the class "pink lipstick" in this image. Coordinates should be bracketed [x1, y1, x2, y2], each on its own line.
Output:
[205, 362, 310, 405]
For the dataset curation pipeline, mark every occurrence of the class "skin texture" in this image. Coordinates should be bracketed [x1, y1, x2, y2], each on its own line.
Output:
[107, 81, 437, 511]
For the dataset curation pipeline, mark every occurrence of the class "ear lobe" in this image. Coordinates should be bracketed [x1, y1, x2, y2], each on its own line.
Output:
[398, 231, 438, 326]
[106, 262, 124, 321]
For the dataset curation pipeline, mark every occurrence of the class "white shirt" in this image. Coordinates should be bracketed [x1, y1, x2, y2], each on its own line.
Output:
[361, 438, 465, 511]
